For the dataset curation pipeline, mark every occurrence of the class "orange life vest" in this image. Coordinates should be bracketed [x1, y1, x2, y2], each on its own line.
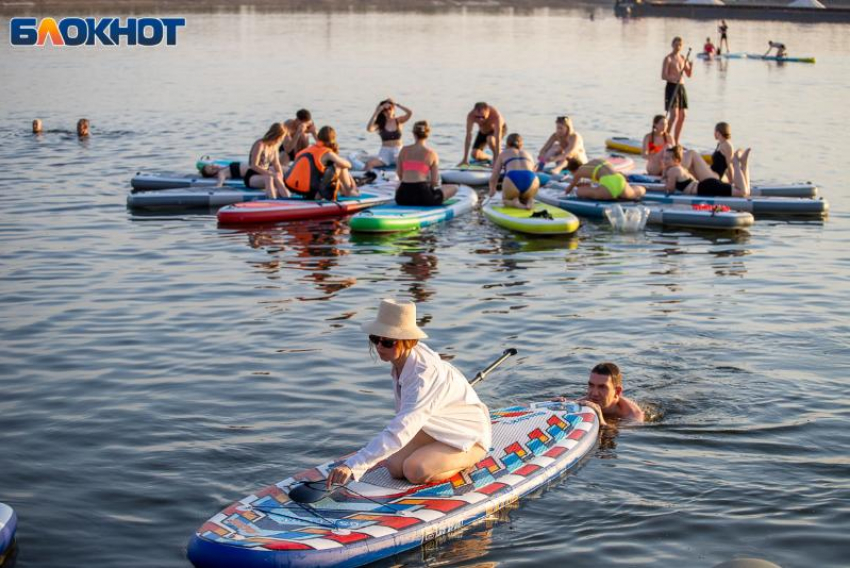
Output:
[284, 143, 331, 196]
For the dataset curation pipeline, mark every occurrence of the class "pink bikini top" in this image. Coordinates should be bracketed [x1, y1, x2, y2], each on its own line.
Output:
[404, 160, 430, 175]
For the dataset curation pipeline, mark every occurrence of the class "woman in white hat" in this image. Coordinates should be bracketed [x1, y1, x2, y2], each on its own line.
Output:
[326, 299, 491, 487]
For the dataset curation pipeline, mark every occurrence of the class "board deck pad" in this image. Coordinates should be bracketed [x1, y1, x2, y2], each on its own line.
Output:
[484, 202, 580, 235]
[188, 401, 599, 568]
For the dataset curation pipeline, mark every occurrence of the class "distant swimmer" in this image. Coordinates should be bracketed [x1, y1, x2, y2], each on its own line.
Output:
[284, 126, 360, 200]
[641, 114, 674, 176]
[77, 118, 90, 138]
[703, 37, 716, 58]
[199, 161, 251, 187]
[553, 362, 645, 426]
[365, 98, 413, 171]
[282, 109, 318, 165]
[396, 120, 458, 206]
[718, 19, 729, 54]
[662, 36, 693, 146]
[460, 102, 506, 166]
[537, 115, 587, 175]
[765, 40, 788, 58]
[489, 133, 539, 210]
[663, 144, 750, 198]
[563, 158, 646, 201]
[246, 122, 290, 199]
[32, 119, 43, 134]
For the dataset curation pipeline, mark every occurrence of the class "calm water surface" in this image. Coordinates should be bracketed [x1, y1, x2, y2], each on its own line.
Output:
[1, 7, 849, 568]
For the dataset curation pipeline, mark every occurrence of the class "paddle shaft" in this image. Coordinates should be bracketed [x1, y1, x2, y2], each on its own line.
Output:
[470, 348, 518, 387]
[666, 47, 692, 122]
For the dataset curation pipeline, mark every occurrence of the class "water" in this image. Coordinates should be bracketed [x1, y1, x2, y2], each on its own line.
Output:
[1, 5, 849, 567]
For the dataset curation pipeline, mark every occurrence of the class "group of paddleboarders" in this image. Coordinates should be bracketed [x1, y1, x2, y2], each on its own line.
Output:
[326, 298, 644, 488]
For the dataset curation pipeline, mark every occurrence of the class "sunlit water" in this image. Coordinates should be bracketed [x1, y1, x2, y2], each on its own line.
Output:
[1, 6, 849, 568]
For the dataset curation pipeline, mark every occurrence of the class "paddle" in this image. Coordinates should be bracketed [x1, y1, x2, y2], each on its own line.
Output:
[288, 347, 518, 504]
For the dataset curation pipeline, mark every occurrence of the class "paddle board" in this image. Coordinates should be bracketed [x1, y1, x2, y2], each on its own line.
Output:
[696, 52, 746, 60]
[746, 53, 816, 63]
[217, 185, 396, 225]
[640, 192, 829, 218]
[445, 155, 635, 186]
[133, 167, 393, 192]
[127, 187, 267, 210]
[605, 136, 712, 163]
[538, 187, 754, 230]
[483, 202, 580, 235]
[187, 400, 598, 568]
[625, 174, 818, 199]
[349, 185, 478, 233]
[0, 502, 16, 562]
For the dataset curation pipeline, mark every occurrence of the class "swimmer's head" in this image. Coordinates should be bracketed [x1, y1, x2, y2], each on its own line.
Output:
[32, 119, 43, 133]
[588, 362, 623, 410]
[77, 118, 90, 137]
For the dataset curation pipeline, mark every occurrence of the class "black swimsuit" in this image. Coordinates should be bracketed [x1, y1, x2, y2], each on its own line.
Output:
[710, 145, 729, 178]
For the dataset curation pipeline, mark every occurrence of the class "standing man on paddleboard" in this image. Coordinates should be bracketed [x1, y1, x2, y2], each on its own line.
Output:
[460, 102, 506, 166]
[662, 37, 692, 147]
[555, 362, 644, 426]
[717, 20, 729, 55]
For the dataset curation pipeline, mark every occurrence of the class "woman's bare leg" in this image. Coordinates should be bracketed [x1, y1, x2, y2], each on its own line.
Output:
[730, 149, 751, 197]
[403, 441, 487, 485]
[440, 184, 458, 201]
[385, 430, 436, 479]
[683, 149, 718, 181]
[338, 169, 359, 197]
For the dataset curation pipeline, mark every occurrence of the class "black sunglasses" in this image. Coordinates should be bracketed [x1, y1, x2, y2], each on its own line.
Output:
[369, 335, 398, 348]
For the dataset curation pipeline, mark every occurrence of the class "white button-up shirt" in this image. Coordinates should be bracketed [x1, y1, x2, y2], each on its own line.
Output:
[344, 343, 492, 481]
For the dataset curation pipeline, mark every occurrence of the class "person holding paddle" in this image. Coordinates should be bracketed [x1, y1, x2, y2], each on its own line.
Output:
[662, 37, 693, 146]
[326, 299, 491, 488]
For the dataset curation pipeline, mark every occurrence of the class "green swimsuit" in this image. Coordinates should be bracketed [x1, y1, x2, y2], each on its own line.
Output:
[592, 162, 627, 199]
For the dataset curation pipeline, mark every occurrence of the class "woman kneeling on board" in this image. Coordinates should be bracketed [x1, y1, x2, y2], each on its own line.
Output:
[395, 121, 458, 206]
[326, 299, 491, 487]
[663, 144, 750, 197]
[489, 133, 539, 210]
[563, 158, 646, 201]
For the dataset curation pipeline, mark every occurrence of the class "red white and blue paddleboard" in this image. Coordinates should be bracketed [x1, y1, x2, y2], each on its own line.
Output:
[188, 401, 599, 568]
[0, 502, 17, 562]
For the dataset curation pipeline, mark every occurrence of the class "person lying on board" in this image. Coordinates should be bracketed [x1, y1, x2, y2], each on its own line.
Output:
[460, 101, 506, 166]
[284, 126, 360, 200]
[396, 120, 458, 206]
[562, 158, 646, 201]
[326, 299, 491, 487]
[537, 115, 587, 175]
[641, 114, 674, 176]
[364, 98, 413, 171]
[489, 133, 539, 210]
[553, 362, 645, 426]
[662, 144, 750, 198]
[765, 40, 788, 58]
[199, 161, 252, 187]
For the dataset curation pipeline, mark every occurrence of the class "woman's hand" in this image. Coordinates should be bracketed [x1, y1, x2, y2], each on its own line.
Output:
[326, 465, 353, 489]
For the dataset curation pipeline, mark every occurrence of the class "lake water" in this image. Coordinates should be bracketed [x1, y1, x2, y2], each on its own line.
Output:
[1, 5, 849, 568]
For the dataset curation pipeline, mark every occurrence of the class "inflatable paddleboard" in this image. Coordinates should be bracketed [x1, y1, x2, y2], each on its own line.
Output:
[538, 187, 753, 230]
[483, 202, 580, 235]
[641, 192, 829, 218]
[746, 53, 816, 63]
[605, 137, 712, 163]
[0, 502, 17, 563]
[188, 400, 598, 568]
[444, 156, 635, 186]
[625, 174, 818, 199]
[127, 187, 267, 210]
[217, 185, 396, 225]
[697, 52, 746, 60]
[349, 185, 478, 233]
[133, 168, 394, 192]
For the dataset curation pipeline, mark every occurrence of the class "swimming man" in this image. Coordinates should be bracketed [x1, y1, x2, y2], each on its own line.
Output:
[555, 362, 644, 426]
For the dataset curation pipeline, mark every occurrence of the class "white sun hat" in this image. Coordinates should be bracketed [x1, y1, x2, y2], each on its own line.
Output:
[361, 299, 428, 340]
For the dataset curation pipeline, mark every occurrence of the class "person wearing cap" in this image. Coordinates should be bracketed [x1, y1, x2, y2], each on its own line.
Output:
[326, 299, 491, 487]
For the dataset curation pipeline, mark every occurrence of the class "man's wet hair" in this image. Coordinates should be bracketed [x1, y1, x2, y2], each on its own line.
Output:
[591, 362, 622, 388]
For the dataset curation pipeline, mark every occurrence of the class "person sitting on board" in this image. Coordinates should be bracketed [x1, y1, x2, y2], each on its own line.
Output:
[281, 109, 318, 166]
[553, 362, 644, 427]
[662, 144, 750, 198]
[245, 122, 290, 199]
[395, 120, 458, 206]
[537, 115, 588, 175]
[77, 118, 90, 138]
[284, 126, 359, 200]
[703, 37, 716, 58]
[765, 40, 788, 58]
[325, 299, 491, 487]
[460, 102, 506, 166]
[199, 161, 252, 187]
[710, 121, 738, 182]
[489, 133, 539, 211]
[562, 158, 646, 201]
[364, 98, 413, 171]
[641, 114, 674, 176]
